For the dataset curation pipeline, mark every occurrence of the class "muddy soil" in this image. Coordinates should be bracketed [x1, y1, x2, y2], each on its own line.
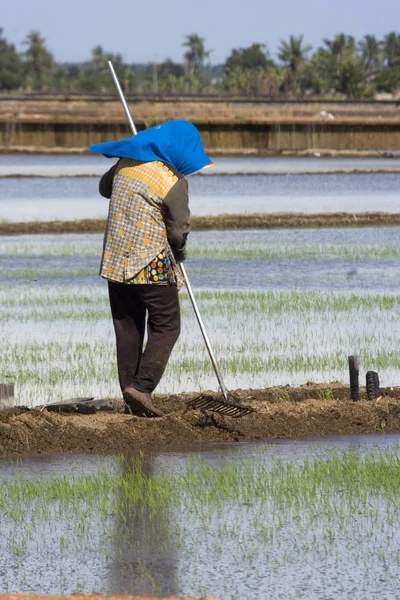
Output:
[1, 384, 400, 458]
[1, 212, 399, 237]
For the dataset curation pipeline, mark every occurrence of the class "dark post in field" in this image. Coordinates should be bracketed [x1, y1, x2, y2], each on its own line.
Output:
[366, 371, 381, 401]
[348, 355, 360, 402]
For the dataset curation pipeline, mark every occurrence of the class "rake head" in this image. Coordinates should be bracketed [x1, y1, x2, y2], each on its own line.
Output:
[186, 393, 254, 418]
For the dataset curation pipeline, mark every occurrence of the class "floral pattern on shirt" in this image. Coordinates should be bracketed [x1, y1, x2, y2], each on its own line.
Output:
[125, 249, 178, 285]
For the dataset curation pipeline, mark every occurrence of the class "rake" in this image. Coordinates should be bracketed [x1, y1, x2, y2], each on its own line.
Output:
[108, 62, 253, 419]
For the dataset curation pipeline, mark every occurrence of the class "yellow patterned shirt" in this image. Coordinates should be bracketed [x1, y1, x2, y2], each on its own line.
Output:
[99, 159, 190, 288]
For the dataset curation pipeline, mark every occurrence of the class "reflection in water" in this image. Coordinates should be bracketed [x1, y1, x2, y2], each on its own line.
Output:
[1, 436, 400, 599]
[109, 454, 178, 597]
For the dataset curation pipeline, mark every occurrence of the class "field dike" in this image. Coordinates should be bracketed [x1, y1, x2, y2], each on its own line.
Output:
[1, 212, 400, 236]
[1, 384, 400, 457]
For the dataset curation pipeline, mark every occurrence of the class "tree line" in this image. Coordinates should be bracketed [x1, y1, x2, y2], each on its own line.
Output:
[1, 29, 400, 97]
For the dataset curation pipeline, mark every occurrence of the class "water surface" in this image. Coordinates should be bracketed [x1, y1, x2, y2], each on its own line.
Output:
[1, 154, 400, 177]
[0, 228, 399, 402]
[1, 435, 400, 600]
[1, 172, 399, 221]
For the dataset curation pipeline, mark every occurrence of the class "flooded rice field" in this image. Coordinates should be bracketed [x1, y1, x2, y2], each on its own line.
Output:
[1, 435, 400, 599]
[1, 170, 400, 222]
[1, 153, 400, 177]
[0, 228, 399, 406]
[0, 154, 399, 599]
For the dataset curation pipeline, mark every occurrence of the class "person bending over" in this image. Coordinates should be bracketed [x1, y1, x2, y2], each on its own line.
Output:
[89, 120, 213, 417]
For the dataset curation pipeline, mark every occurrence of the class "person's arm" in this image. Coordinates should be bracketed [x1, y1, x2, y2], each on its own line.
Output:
[162, 177, 190, 263]
[99, 162, 119, 199]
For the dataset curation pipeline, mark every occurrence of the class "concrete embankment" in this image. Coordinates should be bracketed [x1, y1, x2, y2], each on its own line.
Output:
[2, 121, 400, 154]
[1, 96, 399, 153]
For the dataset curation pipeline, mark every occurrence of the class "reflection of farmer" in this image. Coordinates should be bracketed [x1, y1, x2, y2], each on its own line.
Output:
[108, 454, 178, 596]
[90, 121, 212, 417]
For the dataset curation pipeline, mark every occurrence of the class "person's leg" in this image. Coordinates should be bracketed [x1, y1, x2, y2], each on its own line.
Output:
[108, 281, 146, 392]
[132, 285, 181, 393]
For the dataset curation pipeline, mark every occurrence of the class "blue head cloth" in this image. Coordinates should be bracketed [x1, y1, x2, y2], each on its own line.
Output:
[89, 119, 213, 176]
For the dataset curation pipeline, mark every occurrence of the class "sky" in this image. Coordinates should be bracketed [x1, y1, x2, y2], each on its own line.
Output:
[2, 0, 400, 64]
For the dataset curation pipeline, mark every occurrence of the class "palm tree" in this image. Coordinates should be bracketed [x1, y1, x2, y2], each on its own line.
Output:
[91, 45, 123, 71]
[321, 34, 364, 97]
[278, 35, 312, 75]
[182, 33, 210, 76]
[383, 32, 400, 67]
[358, 35, 382, 72]
[23, 30, 53, 90]
[0, 28, 24, 90]
[323, 34, 356, 66]
[91, 45, 106, 69]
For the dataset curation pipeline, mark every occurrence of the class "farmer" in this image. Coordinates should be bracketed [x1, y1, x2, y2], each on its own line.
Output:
[89, 120, 213, 417]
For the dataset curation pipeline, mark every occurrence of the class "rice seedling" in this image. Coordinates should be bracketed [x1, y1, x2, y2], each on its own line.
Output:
[2, 238, 400, 261]
[0, 280, 399, 404]
[317, 387, 335, 401]
[0, 228, 398, 405]
[1, 447, 400, 598]
[1, 229, 399, 261]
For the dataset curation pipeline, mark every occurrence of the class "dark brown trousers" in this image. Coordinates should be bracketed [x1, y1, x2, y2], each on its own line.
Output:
[108, 282, 181, 393]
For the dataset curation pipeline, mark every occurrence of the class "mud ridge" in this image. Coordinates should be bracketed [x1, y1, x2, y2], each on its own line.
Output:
[1, 212, 400, 236]
[1, 384, 400, 457]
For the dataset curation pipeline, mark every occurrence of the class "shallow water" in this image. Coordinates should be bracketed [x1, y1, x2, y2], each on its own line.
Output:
[0, 228, 399, 403]
[1, 172, 400, 221]
[1, 228, 399, 292]
[1, 154, 400, 177]
[1, 435, 400, 599]
[1, 432, 399, 477]
[1, 156, 399, 598]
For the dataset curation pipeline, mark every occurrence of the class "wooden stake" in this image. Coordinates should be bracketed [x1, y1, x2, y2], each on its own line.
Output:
[348, 355, 360, 402]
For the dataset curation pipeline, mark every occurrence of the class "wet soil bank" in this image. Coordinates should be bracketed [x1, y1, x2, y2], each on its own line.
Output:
[1, 385, 400, 458]
[1, 212, 400, 236]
